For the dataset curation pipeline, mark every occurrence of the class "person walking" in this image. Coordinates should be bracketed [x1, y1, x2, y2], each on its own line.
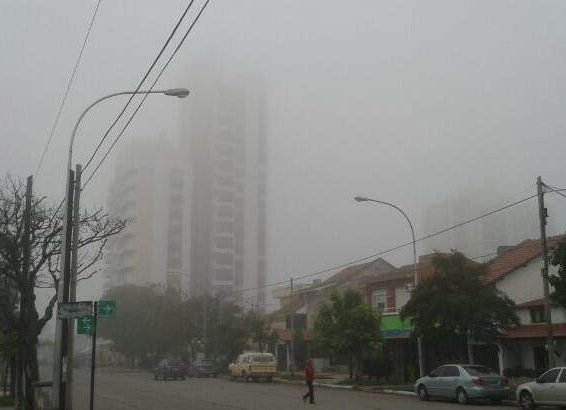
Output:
[302, 359, 315, 404]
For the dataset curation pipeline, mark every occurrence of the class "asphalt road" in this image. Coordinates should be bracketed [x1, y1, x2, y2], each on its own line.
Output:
[73, 368, 510, 410]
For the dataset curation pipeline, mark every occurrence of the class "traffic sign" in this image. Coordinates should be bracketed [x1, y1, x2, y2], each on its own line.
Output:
[98, 300, 116, 318]
[77, 315, 95, 335]
[58, 301, 93, 319]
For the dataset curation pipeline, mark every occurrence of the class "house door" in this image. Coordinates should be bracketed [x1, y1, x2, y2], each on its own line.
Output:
[534, 345, 548, 372]
[276, 344, 287, 371]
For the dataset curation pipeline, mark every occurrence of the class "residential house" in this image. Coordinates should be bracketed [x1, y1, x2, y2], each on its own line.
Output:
[361, 252, 449, 382]
[268, 257, 394, 371]
[476, 235, 566, 374]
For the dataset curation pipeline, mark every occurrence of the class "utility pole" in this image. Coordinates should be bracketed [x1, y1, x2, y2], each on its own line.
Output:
[53, 169, 75, 410]
[66, 164, 82, 410]
[19, 176, 33, 408]
[290, 277, 294, 376]
[537, 176, 555, 368]
[203, 294, 207, 359]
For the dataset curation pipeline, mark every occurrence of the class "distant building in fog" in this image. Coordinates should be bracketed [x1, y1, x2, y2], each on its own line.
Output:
[182, 65, 267, 309]
[103, 139, 191, 294]
[422, 191, 539, 260]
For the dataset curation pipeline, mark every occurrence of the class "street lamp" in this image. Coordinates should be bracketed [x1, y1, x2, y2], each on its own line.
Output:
[353, 195, 425, 378]
[53, 88, 189, 409]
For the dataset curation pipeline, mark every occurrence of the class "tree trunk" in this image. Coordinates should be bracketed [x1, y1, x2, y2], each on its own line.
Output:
[9, 355, 16, 398]
[348, 352, 353, 380]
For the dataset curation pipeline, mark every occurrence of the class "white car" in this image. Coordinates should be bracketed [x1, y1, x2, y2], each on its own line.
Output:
[516, 367, 566, 410]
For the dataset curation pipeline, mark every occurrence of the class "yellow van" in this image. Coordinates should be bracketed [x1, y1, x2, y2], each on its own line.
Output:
[229, 352, 276, 382]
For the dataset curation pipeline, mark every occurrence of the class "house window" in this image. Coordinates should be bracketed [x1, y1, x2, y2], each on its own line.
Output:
[395, 286, 411, 311]
[530, 307, 545, 323]
[372, 290, 386, 311]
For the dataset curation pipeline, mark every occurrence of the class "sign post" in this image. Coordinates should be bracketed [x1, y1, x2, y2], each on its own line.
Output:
[77, 316, 95, 335]
[97, 300, 116, 318]
[58, 301, 93, 319]
[89, 301, 98, 410]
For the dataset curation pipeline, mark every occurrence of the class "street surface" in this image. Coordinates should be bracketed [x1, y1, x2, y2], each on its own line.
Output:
[73, 368, 510, 410]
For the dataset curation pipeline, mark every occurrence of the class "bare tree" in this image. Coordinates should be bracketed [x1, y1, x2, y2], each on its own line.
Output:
[0, 175, 125, 405]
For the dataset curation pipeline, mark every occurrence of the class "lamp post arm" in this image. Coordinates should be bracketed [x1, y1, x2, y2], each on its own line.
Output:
[363, 198, 418, 285]
[67, 89, 173, 171]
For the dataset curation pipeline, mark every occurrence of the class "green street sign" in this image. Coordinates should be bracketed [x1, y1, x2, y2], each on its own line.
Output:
[98, 300, 117, 318]
[77, 315, 95, 335]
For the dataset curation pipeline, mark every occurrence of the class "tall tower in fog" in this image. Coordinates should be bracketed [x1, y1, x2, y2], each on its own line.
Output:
[103, 139, 192, 294]
[182, 65, 267, 309]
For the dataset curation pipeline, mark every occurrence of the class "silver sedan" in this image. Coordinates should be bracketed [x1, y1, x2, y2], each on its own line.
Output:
[516, 367, 566, 410]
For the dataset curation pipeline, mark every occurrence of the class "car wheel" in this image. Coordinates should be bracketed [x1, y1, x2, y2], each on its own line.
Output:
[491, 399, 502, 405]
[417, 385, 429, 401]
[456, 388, 468, 405]
[519, 391, 535, 410]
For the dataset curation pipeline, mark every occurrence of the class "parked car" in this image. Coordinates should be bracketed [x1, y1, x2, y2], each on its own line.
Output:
[229, 352, 276, 382]
[516, 367, 566, 410]
[153, 358, 186, 380]
[188, 359, 217, 378]
[415, 364, 509, 405]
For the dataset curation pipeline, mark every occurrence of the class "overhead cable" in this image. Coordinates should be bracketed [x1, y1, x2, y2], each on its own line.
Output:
[35, 0, 102, 178]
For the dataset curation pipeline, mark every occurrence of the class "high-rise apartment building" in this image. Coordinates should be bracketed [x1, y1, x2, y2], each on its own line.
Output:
[182, 66, 267, 309]
[103, 139, 191, 294]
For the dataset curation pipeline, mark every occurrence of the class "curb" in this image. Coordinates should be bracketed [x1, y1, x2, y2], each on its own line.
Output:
[377, 390, 516, 407]
[381, 389, 416, 396]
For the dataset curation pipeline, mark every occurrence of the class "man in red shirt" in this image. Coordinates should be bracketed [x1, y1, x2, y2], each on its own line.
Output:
[302, 359, 315, 404]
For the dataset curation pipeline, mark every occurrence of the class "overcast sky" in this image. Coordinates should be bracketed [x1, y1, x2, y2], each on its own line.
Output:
[2, 1, 566, 307]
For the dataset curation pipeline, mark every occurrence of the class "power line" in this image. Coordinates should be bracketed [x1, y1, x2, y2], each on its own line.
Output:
[82, 0, 212, 190]
[228, 193, 538, 297]
[82, 0, 197, 173]
[546, 183, 566, 201]
[35, 0, 102, 178]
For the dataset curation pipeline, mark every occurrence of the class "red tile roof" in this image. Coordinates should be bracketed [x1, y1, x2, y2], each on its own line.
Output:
[323, 262, 372, 286]
[501, 323, 566, 339]
[483, 235, 565, 284]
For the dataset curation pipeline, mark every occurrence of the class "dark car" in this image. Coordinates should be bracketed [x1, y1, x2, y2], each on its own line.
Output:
[153, 358, 186, 380]
[189, 360, 217, 378]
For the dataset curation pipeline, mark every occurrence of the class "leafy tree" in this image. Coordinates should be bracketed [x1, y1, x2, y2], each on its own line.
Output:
[98, 285, 186, 366]
[314, 289, 381, 380]
[0, 175, 124, 407]
[245, 310, 274, 353]
[184, 295, 248, 366]
[400, 252, 519, 363]
[549, 237, 566, 307]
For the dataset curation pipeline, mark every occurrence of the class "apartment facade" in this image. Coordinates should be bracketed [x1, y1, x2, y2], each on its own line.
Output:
[182, 66, 267, 308]
[103, 139, 191, 294]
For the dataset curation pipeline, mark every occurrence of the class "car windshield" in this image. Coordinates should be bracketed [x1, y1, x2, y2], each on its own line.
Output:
[252, 354, 274, 363]
[5, 2, 565, 410]
[463, 366, 499, 376]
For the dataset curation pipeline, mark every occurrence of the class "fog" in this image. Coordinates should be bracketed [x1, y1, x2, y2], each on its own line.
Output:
[1, 0, 566, 313]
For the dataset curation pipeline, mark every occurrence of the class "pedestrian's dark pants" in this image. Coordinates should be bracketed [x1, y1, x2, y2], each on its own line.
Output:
[303, 380, 314, 403]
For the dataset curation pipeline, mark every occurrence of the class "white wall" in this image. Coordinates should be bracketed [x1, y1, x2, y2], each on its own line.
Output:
[496, 258, 558, 305]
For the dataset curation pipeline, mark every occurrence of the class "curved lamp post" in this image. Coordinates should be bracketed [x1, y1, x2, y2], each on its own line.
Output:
[53, 88, 190, 409]
[354, 195, 425, 378]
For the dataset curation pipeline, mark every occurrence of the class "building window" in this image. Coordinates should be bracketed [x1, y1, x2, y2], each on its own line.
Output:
[215, 221, 234, 234]
[530, 307, 545, 323]
[214, 236, 233, 249]
[395, 286, 411, 311]
[214, 252, 233, 266]
[372, 290, 386, 311]
[214, 268, 233, 282]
